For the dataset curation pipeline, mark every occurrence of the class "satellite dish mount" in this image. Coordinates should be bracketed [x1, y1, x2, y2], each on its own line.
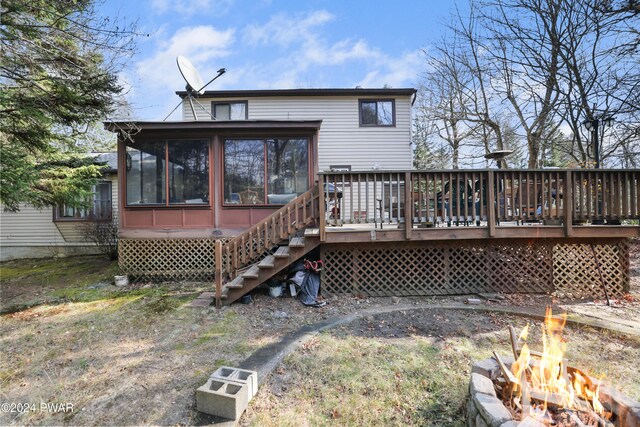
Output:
[163, 56, 226, 121]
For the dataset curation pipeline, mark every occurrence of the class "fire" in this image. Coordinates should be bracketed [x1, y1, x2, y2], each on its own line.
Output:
[510, 307, 606, 421]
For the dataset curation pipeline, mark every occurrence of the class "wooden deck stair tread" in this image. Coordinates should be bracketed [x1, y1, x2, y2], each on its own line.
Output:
[226, 276, 244, 289]
[289, 237, 305, 247]
[304, 228, 320, 237]
[273, 246, 290, 258]
[258, 256, 275, 269]
[242, 265, 260, 279]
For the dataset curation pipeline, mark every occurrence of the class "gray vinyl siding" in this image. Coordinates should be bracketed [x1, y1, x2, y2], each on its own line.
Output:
[0, 176, 118, 254]
[182, 95, 413, 171]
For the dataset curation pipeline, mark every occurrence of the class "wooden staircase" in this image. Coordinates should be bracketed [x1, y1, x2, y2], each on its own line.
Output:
[221, 228, 321, 304]
[214, 186, 321, 306]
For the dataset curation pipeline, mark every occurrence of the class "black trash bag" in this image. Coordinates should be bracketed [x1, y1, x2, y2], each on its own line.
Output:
[287, 259, 326, 307]
[299, 270, 325, 307]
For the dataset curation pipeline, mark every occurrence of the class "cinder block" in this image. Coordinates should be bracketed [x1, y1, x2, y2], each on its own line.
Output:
[211, 366, 258, 400]
[196, 378, 249, 420]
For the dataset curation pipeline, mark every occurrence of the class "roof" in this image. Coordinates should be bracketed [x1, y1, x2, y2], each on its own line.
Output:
[104, 120, 323, 133]
[175, 87, 417, 99]
[93, 152, 118, 173]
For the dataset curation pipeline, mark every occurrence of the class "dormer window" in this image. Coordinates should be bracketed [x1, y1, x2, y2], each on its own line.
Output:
[359, 99, 395, 126]
[212, 101, 248, 120]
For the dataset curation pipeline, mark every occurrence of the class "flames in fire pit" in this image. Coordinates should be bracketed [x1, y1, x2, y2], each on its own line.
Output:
[505, 308, 612, 425]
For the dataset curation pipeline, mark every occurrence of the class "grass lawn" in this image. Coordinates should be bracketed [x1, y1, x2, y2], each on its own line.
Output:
[243, 310, 640, 427]
[1, 251, 639, 426]
[0, 256, 270, 425]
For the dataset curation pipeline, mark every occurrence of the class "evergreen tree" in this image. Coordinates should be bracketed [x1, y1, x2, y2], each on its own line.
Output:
[0, 0, 137, 211]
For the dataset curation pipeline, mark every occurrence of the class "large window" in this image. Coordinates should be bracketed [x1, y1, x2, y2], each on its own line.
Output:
[125, 140, 209, 206]
[212, 101, 247, 120]
[55, 181, 112, 221]
[359, 99, 395, 126]
[169, 141, 209, 204]
[224, 138, 309, 205]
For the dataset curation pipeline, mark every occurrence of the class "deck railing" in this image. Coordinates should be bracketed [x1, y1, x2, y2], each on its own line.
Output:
[215, 185, 320, 306]
[319, 169, 640, 237]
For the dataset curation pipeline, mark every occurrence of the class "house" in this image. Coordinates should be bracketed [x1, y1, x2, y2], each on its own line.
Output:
[109, 88, 415, 235]
[0, 153, 118, 261]
[106, 88, 416, 279]
[106, 88, 638, 305]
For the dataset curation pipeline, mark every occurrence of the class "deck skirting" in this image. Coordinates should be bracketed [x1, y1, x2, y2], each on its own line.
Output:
[118, 236, 630, 298]
[320, 238, 630, 298]
[119, 237, 230, 281]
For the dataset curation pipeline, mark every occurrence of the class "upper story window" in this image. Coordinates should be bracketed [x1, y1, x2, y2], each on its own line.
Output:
[55, 181, 112, 221]
[359, 99, 395, 126]
[212, 101, 248, 120]
[125, 139, 209, 206]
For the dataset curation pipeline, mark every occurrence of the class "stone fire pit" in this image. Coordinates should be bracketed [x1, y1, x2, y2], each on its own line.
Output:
[467, 357, 640, 427]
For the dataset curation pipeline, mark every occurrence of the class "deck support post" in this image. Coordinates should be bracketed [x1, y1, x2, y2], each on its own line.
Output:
[564, 171, 573, 237]
[318, 177, 326, 242]
[487, 170, 496, 237]
[215, 239, 223, 308]
[405, 171, 412, 240]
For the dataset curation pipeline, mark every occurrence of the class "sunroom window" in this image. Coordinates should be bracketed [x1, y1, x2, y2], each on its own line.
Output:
[125, 140, 209, 206]
[169, 141, 209, 204]
[126, 141, 166, 205]
[224, 138, 309, 205]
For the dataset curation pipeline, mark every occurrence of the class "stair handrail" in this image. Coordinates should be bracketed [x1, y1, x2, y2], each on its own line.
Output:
[216, 185, 320, 287]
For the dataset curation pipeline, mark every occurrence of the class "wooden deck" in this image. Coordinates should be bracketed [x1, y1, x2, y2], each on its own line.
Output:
[323, 222, 639, 242]
[205, 168, 639, 305]
[116, 168, 638, 304]
[319, 169, 640, 241]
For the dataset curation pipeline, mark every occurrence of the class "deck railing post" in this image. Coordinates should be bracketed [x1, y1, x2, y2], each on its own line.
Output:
[215, 239, 222, 308]
[404, 171, 412, 240]
[564, 170, 573, 237]
[319, 175, 326, 242]
[487, 170, 496, 237]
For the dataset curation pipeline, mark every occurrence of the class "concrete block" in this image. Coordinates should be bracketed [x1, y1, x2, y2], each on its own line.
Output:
[211, 366, 258, 400]
[472, 356, 513, 380]
[517, 417, 546, 427]
[196, 378, 249, 420]
[472, 358, 501, 380]
[476, 414, 489, 427]
[474, 393, 513, 427]
[467, 398, 478, 424]
[470, 373, 497, 397]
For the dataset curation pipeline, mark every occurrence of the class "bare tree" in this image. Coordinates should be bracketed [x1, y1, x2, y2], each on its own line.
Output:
[416, 0, 639, 169]
[419, 35, 480, 169]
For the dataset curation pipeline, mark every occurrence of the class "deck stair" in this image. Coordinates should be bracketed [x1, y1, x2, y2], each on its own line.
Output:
[220, 232, 320, 304]
[215, 186, 322, 306]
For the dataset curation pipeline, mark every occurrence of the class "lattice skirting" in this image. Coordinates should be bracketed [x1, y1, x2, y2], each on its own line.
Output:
[119, 238, 230, 281]
[321, 239, 630, 298]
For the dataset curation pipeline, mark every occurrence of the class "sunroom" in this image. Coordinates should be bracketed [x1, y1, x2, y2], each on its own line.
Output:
[106, 120, 321, 238]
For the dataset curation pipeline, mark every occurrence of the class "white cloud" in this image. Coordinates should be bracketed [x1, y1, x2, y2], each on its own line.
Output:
[131, 25, 235, 119]
[243, 10, 334, 47]
[357, 51, 423, 88]
[151, 0, 235, 17]
[135, 25, 234, 87]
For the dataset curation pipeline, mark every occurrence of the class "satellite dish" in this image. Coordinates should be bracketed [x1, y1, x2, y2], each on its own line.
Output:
[163, 56, 227, 121]
[177, 56, 205, 95]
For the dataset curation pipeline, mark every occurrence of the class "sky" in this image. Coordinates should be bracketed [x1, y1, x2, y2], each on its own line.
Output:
[98, 0, 460, 121]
